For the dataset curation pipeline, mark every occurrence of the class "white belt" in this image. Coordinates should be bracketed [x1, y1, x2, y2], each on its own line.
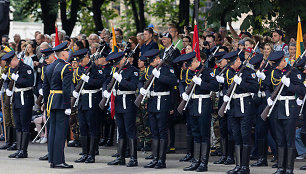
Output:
[257, 91, 266, 98]
[116, 90, 136, 109]
[191, 94, 210, 114]
[14, 87, 32, 105]
[150, 91, 170, 111]
[277, 95, 296, 116]
[81, 89, 101, 108]
[232, 93, 251, 113]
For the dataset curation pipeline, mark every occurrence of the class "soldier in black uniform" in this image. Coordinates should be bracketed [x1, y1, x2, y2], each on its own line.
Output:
[104, 52, 139, 167]
[214, 51, 235, 165]
[2, 51, 34, 159]
[37, 48, 56, 161]
[176, 52, 218, 172]
[263, 51, 305, 174]
[246, 53, 273, 167]
[222, 50, 259, 174]
[139, 49, 178, 169]
[173, 53, 194, 162]
[43, 42, 73, 168]
[72, 48, 104, 163]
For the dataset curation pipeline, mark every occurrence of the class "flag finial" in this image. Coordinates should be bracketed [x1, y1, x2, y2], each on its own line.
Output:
[298, 15, 301, 22]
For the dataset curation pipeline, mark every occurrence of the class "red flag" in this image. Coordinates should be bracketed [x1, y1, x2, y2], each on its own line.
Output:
[111, 94, 115, 119]
[192, 25, 201, 61]
[55, 24, 60, 46]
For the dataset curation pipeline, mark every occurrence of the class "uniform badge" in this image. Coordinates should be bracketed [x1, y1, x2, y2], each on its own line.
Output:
[98, 70, 103, 74]
[251, 73, 256, 79]
[134, 72, 138, 76]
[170, 69, 174, 73]
[297, 74, 302, 80]
[27, 70, 32, 74]
[210, 72, 215, 77]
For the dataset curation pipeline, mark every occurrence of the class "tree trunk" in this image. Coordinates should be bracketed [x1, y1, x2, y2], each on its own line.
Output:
[60, 0, 80, 36]
[130, 0, 140, 33]
[138, 0, 146, 32]
[40, 0, 58, 35]
[0, 0, 10, 38]
[92, 0, 105, 34]
[179, 0, 190, 32]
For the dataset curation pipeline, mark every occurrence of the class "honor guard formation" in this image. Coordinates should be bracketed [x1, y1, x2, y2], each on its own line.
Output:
[0, 25, 305, 174]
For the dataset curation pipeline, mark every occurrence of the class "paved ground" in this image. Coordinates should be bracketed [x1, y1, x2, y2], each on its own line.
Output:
[0, 142, 305, 174]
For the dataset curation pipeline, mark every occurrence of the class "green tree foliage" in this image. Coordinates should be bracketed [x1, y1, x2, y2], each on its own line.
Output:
[207, 0, 306, 40]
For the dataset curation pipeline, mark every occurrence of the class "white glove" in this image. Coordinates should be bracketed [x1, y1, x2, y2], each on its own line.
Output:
[103, 90, 111, 99]
[281, 76, 290, 87]
[39, 89, 43, 96]
[267, 97, 273, 106]
[296, 98, 303, 106]
[256, 71, 266, 80]
[140, 88, 148, 96]
[152, 68, 160, 78]
[192, 76, 202, 86]
[223, 95, 230, 102]
[65, 109, 71, 115]
[1, 74, 7, 80]
[113, 72, 122, 83]
[233, 75, 242, 85]
[182, 92, 189, 101]
[11, 73, 19, 81]
[304, 81, 306, 87]
[81, 74, 90, 83]
[216, 75, 225, 83]
[72, 90, 79, 98]
[5, 89, 12, 96]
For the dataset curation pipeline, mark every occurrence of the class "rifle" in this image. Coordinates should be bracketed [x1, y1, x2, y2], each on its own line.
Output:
[99, 43, 139, 110]
[134, 40, 181, 108]
[5, 61, 22, 107]
[0, 63, 9, 89]
[261, 50, 306, 121]
[71, 46, 105, 108]
[177, 46, 220, 115]
[299, 96, 305, 117]
[218, 42, 259, 117]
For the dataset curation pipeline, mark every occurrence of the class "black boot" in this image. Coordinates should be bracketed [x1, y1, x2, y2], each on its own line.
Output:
[0, 127, 12, 150]
[285, 148, 295, 174]
[105, 122, 115, 147]
[99, 138, 107, 146]
[8, 131, 22, 158]
[144, 139, 159, 168]
[75, 136, 88, 163]
[39, 154, 48, 160]
[227, 145, 241, 174]
[180, 135, 194, 162]
[16, 132, 29, 158]
[183, 143, 201, 171]
[214, 138, 227, 164]
[107, 139, 126, 165]
[155, 139, 167, 169]
[237, 145, 251, 174]
[196, 143, 209, 172]
[127, 139, 138, 167]
[251, 139, 268, 167]
[145, 153, 154, 160]
[7, 128, 17, 151]
[85, 137, 99, 163]
[224, 140, 235, 165]
[273, 147, 286, 174]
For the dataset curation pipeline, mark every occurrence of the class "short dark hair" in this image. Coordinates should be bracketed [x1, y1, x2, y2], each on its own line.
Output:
[206, 34, 215, 41]
[144, 28, 154, 35]
[115, 28, 123, 36]
[183, 36, 192, 42]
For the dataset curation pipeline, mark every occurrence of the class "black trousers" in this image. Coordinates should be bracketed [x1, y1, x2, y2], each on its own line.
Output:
[116, 112, 137, 139]
[48, 110, 69, 164]
[13, 106, 32, 132]
[149, 112, 168, 140]
[78, 109, 99, 137]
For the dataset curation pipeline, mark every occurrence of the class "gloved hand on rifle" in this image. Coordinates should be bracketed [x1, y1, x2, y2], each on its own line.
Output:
[216, 75, 224, 83]
[81, 74, 90, 83]
[296, 98, 303, 106]
[72, 91, 79, 98]
[11, 73, 19, 81]
[5, 89, 13, 96]
[256, 71, 266, 80]
[65, 109, 71, 115]
[1, 74, 7, 80]
[267, 97, 273, 106]
[233, 75, 242, 85]
[281, 76, 290, 87]
[182, 92, 189, 101]
[103, 90, 111, 99]
[39, 89, 43, 96]
[152, 68, 160, 78]
[113, 72, 122, 83]
[140, 88, 148, 96]
[192, 76, 202, 86]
